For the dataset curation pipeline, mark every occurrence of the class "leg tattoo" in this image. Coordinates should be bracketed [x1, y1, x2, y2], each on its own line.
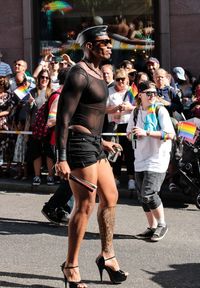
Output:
[97, 206, 115, 254]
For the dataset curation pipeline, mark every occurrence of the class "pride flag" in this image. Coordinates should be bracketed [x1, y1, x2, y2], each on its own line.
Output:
[178, 121, 197, 140]
[14, 85, 30, 100]
[127, 83, 138, 105]
[43, 1, 72, 12]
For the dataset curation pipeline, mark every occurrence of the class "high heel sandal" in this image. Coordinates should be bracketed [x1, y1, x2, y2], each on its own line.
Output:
[61, 262, 87, 288]
[95, 256, 128, 284]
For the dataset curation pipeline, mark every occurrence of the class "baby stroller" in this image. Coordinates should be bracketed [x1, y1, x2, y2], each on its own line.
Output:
[173, 133, 200, 209]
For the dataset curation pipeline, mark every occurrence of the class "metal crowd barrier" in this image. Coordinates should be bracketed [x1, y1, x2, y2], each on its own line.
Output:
[0, 131, 127, 136]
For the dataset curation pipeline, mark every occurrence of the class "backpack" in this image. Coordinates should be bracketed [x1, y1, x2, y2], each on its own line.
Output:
[32, 91, 59, 140]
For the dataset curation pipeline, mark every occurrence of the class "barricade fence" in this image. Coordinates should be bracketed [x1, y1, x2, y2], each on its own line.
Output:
[0, 131, 127, 136]
[0, 130, 127, 167]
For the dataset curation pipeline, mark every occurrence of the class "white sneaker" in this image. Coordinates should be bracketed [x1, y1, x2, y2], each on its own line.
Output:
[128, 179, 135, 190]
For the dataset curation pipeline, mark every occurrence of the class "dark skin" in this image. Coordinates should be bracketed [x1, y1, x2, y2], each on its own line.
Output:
[55, 35, 127, 287]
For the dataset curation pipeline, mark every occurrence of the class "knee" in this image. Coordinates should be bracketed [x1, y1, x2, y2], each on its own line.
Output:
[76, 200, 96, 216]
[142, 193, 161, 210]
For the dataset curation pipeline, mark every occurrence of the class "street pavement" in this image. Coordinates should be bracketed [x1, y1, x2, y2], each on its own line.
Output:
[0, 184, 199, 288]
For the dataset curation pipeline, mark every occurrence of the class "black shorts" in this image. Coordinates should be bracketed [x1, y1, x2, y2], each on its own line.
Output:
[28, 137, 55, 161]
[67, 131, 106, 169]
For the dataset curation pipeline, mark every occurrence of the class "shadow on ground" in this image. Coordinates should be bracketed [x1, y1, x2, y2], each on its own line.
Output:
[144, 263, 200, 288]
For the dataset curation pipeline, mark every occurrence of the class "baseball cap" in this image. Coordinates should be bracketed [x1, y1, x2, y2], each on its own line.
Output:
[173, 66, 186, 81]
[138, 81, 157, 93]
[147, 57, 160, 65]
[128, 68, 137, 75]
[76, 25, 108, 47]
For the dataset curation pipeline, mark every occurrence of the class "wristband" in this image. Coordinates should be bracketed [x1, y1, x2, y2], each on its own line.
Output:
[160, 131, 165, 140]
[56, 148, 67, 161]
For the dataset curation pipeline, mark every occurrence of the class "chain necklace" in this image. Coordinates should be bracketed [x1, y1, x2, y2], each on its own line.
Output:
[81, 59, 102, 78]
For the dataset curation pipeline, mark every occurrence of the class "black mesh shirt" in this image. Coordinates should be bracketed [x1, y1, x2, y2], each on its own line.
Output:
[56, 64, 108, 160]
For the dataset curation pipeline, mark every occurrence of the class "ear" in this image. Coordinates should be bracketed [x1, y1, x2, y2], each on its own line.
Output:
[85, 42, 93, 49]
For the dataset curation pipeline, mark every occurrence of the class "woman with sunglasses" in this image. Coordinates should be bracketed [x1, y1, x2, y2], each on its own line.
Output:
[26, 69, 54, 186]
[106, 68, 135, 190]
[55, 25, 128, 288]
[127, 81, 175, 242]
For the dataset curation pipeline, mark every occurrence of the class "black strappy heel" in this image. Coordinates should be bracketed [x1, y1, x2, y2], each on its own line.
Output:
[61, 262, 87, 288]
[95, 256, 128, 284]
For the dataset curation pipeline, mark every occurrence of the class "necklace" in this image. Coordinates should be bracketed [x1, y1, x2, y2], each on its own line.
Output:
[82, 59, 102, 78]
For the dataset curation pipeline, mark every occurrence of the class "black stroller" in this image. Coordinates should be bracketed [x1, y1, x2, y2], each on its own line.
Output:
[172, 134, 200, 209]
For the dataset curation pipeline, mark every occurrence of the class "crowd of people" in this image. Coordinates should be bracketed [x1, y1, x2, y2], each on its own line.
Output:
[1, 24, 200, 288]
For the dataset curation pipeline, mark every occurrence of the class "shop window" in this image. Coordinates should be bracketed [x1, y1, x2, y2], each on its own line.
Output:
[39, 0, 155, 70]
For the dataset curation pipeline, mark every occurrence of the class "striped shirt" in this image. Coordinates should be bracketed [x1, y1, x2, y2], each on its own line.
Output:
[0, 61, 12, 77]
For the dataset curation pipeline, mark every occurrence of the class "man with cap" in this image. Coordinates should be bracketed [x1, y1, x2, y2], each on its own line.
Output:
[173, 66, 186, 82]
[146, 57, 160, 81]
[0, 51, 12, 78]
[55, 25, 128, 287]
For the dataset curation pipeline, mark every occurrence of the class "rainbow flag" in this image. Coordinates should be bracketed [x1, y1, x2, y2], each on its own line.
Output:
[178, 121, 197, 140]
[14, 85, 30, 100]
[127, 83, 138, 104]
[44, 1, 72, 12]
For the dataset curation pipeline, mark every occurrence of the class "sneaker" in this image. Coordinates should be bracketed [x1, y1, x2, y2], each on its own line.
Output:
[56, 207, 70, 225]
[41, 203, 69, 226]
[47, 176, 55, 186]
[32, 176, 41, 186]
[135, 227, 155, 239]
[128, 179, 136, 190]
[151, 225, 168, 242]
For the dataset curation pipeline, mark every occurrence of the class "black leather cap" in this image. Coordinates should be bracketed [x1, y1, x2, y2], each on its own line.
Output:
[76, 25, 108, 47]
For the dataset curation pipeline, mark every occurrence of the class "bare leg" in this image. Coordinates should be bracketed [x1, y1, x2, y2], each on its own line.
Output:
[97, 159, 122, 270]
[151, 203, 166, 225]
[33, 156, 42, 176]
[145, 211, 158, 229]
[64, 164, 98, 285]
[46, 156, 54, 177]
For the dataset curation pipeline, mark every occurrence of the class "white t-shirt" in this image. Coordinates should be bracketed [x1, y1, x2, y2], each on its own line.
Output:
[107, 86, 131, 124]
[126, 106, 175, 173]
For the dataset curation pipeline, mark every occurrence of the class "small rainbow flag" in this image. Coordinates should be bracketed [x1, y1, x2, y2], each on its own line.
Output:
[14, 85, 30, 100]
[178, 121, 197, 140]
[126, 83, 138, 105]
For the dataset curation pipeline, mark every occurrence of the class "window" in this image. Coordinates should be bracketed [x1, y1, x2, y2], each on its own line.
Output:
[39, 0, 155, 70]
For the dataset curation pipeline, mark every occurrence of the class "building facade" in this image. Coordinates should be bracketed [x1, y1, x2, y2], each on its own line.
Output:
[0, 0, 199, 77]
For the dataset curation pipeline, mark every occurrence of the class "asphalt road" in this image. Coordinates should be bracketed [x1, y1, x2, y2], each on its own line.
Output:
[0, 191, 199, 288]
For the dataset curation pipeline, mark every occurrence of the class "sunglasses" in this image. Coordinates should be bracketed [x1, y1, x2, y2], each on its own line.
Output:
[116, 77, 126, 82]
[15, 63, 23, 67]
[144, 91, 157, 97]
[40, 76, 49, 80]
[94, 39, 112, 46]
